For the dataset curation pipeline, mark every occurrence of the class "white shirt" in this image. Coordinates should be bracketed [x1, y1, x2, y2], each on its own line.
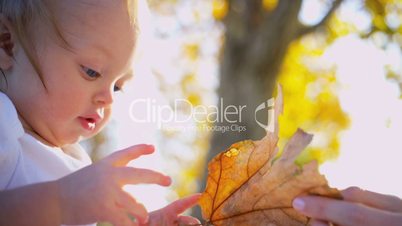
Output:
[0, 92, 94, 225]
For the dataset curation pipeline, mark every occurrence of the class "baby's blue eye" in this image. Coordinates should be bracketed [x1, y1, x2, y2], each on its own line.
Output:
[81, 66, 100, 79]
[81, 65, 122, 92]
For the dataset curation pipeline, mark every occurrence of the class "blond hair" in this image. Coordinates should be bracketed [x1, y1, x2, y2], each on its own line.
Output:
[0, 0, 138, 89]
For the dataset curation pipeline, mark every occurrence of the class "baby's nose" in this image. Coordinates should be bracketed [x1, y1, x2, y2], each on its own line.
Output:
[93, 89, 114, 107]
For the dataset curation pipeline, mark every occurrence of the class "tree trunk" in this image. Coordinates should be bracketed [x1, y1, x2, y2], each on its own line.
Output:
[210, 0, 303, 153]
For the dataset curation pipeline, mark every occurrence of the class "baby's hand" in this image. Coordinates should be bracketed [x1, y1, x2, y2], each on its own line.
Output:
[292, 186, 402, 226]
[141, 194, 201, 226]
[56, 144, 171, 226]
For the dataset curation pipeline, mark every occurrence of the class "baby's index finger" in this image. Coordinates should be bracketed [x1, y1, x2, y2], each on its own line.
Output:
[166, 193, 202, 214]
[105, 144, 155, 166]
[118, 167, 172, 186]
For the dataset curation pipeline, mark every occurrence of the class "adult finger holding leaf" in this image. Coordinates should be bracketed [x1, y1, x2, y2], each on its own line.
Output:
[293, 187, 402, 226]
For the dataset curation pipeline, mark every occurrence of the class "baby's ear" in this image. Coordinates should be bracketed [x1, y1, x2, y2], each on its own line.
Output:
[0, 14, 15, 70]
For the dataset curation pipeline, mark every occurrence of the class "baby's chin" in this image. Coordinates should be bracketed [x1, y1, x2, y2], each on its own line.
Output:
[59, 123, 106, 146]
[56, 133, 93, 147]
[78, 129, 103, 142]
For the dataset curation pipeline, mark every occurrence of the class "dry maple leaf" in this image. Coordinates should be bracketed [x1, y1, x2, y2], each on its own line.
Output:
[199, 86, 342, 226]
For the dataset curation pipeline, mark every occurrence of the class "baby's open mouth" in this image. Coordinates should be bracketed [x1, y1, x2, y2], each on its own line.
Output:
[78, 117, 97, 131]
[78, 113, 102, 131]
[85, 118, 96, 123]
[85, 118, 96, 130]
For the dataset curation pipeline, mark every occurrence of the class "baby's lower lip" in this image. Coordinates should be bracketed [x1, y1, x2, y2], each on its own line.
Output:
[78, 117, 96, 131]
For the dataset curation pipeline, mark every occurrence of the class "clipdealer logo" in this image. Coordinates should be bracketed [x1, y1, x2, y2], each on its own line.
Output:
[128, 98, 274, 133]
[254, 98, 275, 132]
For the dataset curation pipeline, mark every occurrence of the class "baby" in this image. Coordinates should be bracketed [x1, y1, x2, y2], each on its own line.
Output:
[0, 0, 199, 225]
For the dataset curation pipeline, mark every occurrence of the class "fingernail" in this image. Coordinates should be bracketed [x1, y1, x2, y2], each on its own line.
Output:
[293, 198, 305, 211]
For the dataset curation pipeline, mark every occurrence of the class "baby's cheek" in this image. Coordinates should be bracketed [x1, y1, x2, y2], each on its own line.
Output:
[99, 109, 112, 129]
[104, 108, 112, 122]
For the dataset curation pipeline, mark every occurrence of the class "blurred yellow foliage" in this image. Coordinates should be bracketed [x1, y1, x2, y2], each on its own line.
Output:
[187, 93, 202, 106]
[262, 0, 278, 12]
[181, 73, 203, 106]
[277, 38, 350, 165]
[183, 43, 200, 61]
[326, 17, 356, 43]
[212, 0, 228, 20]
[373, 15, 387, 31]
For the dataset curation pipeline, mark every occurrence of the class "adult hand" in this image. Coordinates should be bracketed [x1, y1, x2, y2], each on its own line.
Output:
[292, 187, 402, 226]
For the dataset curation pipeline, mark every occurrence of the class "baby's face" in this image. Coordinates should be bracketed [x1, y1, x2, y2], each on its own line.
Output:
[5, 0, 137, 147]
